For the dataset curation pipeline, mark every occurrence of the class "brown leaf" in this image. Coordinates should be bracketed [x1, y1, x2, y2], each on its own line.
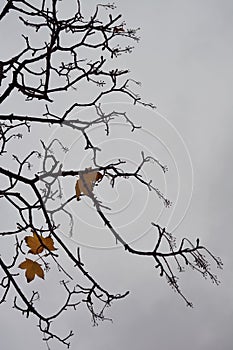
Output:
[25, 231, 57, 254]
[25, 232, 43, 254]
[41, 236, 57, 252]
[75, 168, 103, 200]
[19, 258, 44, 283]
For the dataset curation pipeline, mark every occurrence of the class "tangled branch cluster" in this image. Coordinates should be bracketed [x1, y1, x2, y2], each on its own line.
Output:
[0, 1, 222, 348]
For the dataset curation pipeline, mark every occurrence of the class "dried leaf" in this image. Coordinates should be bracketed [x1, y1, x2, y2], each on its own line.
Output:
[75, 168, 103, 200]
[25, 231, 57, 254]
[19, 258, 44, 283]
[41, 236, 57, 252]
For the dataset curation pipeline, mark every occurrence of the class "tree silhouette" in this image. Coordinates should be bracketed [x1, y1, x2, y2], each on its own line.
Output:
[0, 1, 223, 348]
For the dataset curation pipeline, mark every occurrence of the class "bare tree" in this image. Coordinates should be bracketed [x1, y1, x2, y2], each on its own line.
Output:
[0, 1, 223, 348]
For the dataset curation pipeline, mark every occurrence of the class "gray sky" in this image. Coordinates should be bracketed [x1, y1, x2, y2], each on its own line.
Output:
[0, 1, 233, 349]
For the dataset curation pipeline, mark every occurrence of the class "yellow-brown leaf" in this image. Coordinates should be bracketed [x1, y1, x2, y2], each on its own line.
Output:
[41, 236, 57, 252]
[25, 232, 44, 254]
[25, 232, 57, 254]
[75, 168, 103, 200]
[19, 258, 44, 283]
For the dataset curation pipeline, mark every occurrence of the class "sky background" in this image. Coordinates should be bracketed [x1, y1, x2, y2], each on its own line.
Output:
[0, 1, 233, 349]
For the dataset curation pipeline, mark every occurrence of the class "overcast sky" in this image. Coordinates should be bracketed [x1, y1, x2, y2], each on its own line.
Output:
[0, 1, 233, 349]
